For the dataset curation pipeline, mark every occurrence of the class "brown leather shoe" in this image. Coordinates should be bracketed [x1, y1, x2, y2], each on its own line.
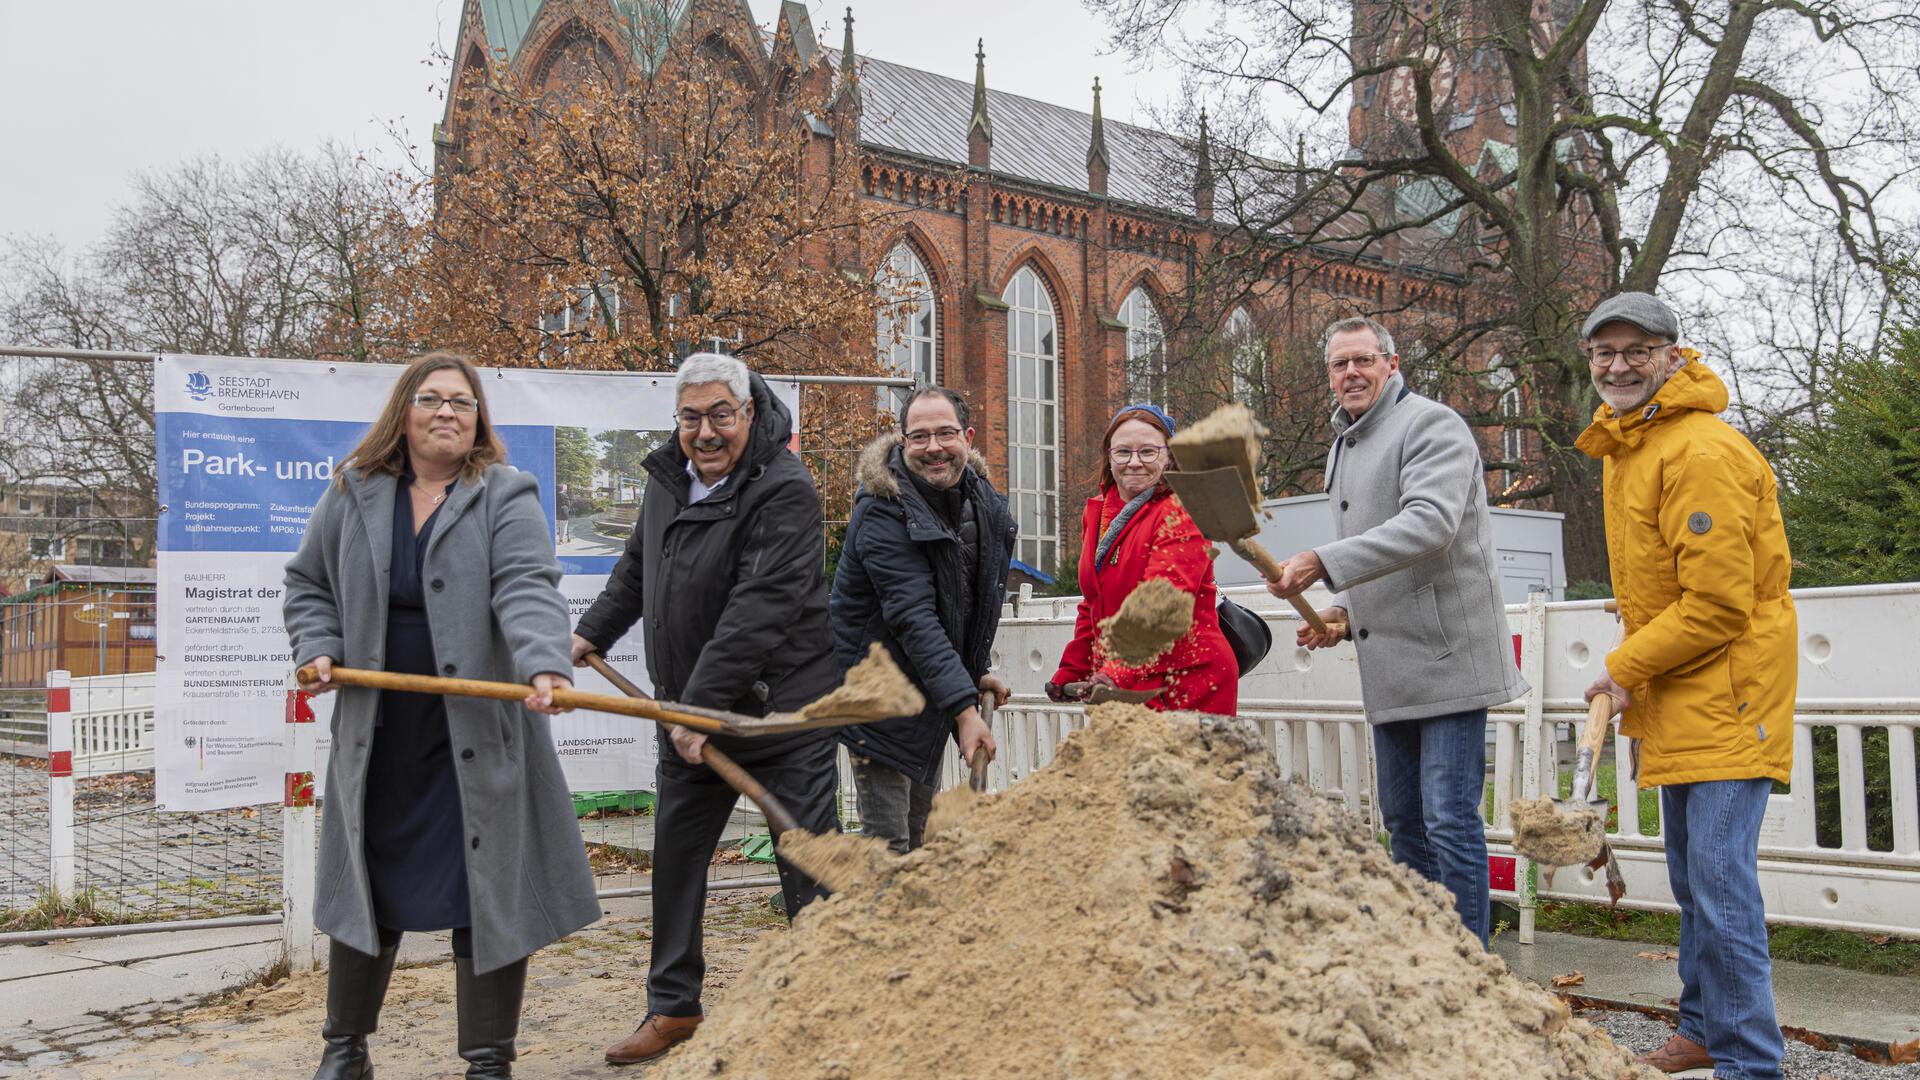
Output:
[1637, 1033, 1713, 1074]
[605, 1013, 702, 1066]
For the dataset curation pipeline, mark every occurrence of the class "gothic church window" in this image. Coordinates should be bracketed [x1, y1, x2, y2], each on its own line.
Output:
[1118, 287, 1166, 405]
[1004, 266, 1060, 573]
[874, 244, 937, 411]
[1225, 307, 1266, 405]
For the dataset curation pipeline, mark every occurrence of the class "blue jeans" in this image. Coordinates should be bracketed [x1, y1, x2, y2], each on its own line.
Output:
[1373, 709, 1490, 945]
[1664, 778, 1783, 1080]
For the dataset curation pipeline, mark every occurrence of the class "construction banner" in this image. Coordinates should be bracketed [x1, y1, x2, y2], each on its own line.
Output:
[152, 354, 799, 812]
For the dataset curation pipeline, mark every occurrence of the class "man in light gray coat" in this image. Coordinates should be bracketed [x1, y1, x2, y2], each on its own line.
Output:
[1266, 316, 1527, 945]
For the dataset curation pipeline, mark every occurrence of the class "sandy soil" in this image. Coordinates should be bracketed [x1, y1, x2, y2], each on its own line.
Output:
[1510, 796, 1606, 867]
[656, 705, 1659, 1080]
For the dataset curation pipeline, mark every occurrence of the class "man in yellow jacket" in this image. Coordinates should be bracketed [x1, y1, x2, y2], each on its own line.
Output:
[1575, 292, 1795, 1080]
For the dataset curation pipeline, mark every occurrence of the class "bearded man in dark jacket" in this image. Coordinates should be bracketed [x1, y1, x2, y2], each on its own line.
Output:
[570, 353, 840, 1066]
[830, 386, 1014, 853]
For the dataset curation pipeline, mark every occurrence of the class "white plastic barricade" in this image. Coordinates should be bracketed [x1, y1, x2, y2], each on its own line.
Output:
[982, 583, 1920, 940]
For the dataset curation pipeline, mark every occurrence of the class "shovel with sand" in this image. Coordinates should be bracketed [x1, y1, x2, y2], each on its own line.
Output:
[1510, 693, 1628, 904]
[1163, 405, 1342, 639]
[295, 641, 924, 738]
[1510, 606, 1628, 903]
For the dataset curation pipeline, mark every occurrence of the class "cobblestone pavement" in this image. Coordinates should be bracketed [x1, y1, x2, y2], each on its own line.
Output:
[2, 754, 768, 923]
[1, 757, 279, 920]
[0, 896, 781, 1078]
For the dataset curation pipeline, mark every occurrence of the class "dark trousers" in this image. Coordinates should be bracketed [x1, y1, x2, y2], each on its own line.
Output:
[1373, 708, 1491, 945]
[647, 734, 840, 1018]
[850, 757, 936, 854]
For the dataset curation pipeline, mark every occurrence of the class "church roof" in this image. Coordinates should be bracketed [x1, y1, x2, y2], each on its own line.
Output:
[832, 48, 1202, 216]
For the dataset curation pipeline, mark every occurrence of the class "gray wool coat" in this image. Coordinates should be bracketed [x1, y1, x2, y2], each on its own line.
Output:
[1313, 372, 1529, 724]
[283, 464, 600, 973]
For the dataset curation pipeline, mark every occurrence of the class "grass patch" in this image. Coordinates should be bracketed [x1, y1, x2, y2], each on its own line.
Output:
[0, 887, 105, 932]
[1536, 903, 1920, 978]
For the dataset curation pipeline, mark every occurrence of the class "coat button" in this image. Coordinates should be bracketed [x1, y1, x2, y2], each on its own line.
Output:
[1340, 500, 1349, 511]
[1358, 628, 1370, 640]
[443, 663, 457, 675]
[471, 836, 481, 850]
[461, 748, 475, 760]
[431, 578, 445, 592]
[1345, 438, 1355, 448]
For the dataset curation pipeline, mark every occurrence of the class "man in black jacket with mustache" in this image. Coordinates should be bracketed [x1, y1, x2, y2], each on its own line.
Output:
[830, 386, 1014, 853]
[570, 353, 840, 1066]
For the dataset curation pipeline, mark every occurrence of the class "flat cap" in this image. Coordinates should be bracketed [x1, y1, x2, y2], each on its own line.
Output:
[1580, 292, 1679, 341]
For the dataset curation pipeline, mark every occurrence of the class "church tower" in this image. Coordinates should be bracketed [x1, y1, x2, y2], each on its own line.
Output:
[1346, 0, 1584, 168]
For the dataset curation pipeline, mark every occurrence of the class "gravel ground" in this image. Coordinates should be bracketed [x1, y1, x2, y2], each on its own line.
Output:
[1587, 1008, 1920, 1080]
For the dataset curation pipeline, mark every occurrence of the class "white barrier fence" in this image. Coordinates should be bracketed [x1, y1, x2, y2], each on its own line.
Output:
[1, 673, 155, 778]
[979, 582, 1920, 943]
[22, 584, 1920, 950]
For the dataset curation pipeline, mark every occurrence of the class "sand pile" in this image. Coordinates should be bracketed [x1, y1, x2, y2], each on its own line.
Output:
[659, 705, 1655, 1080]
[795, 642, 925, 723]
[1510, 796, 1607, 867]
[1098, 577, 1194, 666]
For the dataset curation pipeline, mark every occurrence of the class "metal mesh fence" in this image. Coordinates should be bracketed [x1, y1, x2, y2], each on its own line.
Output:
[0, 346, 898, 930]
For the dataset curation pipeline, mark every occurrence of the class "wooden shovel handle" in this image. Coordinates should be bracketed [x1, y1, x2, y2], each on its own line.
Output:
[969, 690, 994, 792]
[295, 665, 736, 735]
[1229, 537, 1335, 636]
[583, 654, 801, 835]
[1581, 693, 1615, 752]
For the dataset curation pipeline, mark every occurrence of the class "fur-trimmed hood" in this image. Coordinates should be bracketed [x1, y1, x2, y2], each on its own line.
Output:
[854, 432, 991, 500]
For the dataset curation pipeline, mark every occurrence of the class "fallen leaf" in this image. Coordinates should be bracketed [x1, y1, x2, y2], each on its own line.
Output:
[1867, 933, 1892, 946]
[1634, 950, 1679, 961]
[1550, 971, 1586, 988]
[1890, 1038, 1919, 1064]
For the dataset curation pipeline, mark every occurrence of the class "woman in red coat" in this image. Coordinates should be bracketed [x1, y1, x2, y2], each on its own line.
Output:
[1047, 404, 1239, 715]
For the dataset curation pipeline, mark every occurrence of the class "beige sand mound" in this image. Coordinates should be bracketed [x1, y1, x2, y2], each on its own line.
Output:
[659, 705, 1655, 1080]
[1511, 796, 1606, 867]
[779, 829, 899, 894]
[796, 642, 925, 722]
[1097, 577, 1194, 667]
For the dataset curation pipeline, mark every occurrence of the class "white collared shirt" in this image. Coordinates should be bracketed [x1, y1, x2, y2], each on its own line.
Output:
[686, 459, 731, 504]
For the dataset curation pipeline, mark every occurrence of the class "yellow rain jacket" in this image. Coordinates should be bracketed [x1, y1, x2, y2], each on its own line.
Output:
[1575, 360, 1796, 788]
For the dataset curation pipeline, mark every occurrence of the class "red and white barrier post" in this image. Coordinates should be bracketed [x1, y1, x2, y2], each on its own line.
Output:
[282, 681, 319, 970]
[47, 669, 75, 900]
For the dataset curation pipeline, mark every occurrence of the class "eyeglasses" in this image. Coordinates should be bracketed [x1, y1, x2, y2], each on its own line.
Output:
[412, 392, 478, 414]
[1586, 344, 1670, 368]
[1327, 353, 1386, 374]
[1109, 446, 1168, 464]
[676, 404, 745, 432]
[903, 427, 965, 448]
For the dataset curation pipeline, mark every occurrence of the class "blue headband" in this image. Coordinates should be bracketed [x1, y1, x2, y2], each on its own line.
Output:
[1113, 402, 1176, 435]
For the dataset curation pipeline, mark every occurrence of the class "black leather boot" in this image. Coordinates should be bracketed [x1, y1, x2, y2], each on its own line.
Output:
[455, 954, 527, 1078]
[313, 938, 398, 1080]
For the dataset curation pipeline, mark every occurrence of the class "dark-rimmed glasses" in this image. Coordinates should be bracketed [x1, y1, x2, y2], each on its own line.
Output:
[412, 392, 478, 414]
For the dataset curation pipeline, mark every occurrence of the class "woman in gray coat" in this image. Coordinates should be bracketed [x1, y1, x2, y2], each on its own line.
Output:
[284, 351, 599, 1079]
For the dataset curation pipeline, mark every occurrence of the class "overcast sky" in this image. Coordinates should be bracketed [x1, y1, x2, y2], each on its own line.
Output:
[0, 0, 1184, 255]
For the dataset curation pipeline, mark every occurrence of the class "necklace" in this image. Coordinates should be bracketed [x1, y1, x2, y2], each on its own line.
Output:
[414, 480, 449, 505]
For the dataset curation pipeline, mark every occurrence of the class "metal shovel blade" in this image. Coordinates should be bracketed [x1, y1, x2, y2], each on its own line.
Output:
[1163, 468, 1260, 543]
[1090, 684, 1160, 705]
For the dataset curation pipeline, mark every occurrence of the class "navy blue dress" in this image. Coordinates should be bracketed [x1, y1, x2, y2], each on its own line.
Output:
[362, 474, 471, 932]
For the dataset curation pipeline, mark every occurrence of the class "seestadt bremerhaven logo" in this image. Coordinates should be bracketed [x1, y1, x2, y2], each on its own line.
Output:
[185, 371, 213, 402]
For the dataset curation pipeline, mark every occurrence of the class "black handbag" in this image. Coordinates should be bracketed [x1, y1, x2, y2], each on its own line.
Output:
[1215, 598, 1272, 676]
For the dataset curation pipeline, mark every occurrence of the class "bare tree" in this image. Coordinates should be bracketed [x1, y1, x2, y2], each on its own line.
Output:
[1088, 0, 1920, 579]
[0, 146, 423, 583]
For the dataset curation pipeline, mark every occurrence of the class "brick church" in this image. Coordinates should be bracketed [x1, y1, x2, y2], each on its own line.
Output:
[441, 0, 1543, 581]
